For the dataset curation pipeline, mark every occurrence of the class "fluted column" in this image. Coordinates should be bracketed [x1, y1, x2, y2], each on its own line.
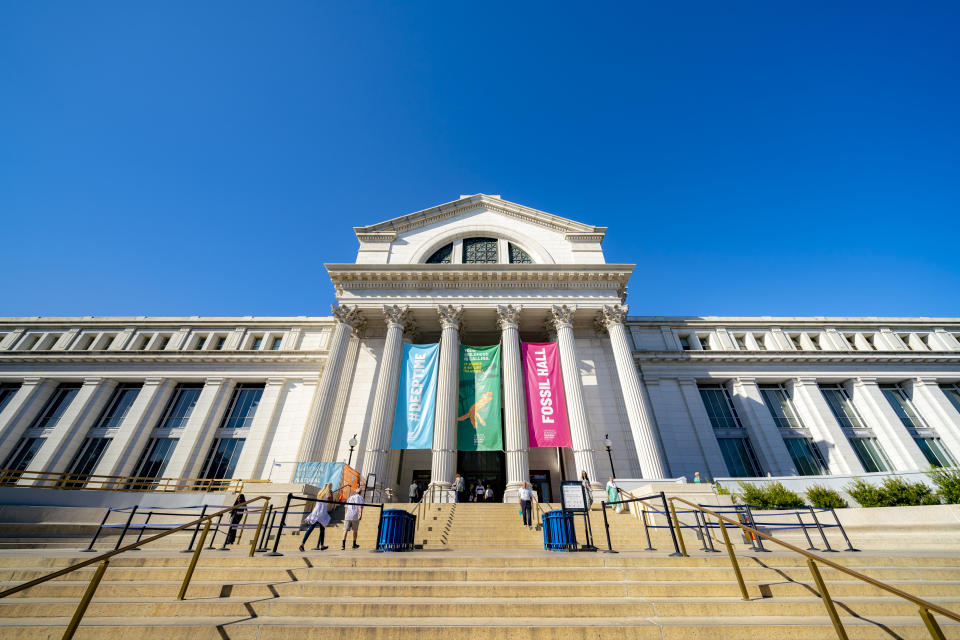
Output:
[296, 304, 365, 462]
[598, 305, 667, 478]
[499, 305, 529, 502]
[430, 304, 463, 496]
[551, 305, 600, 491]
[361, 305, 409, 499]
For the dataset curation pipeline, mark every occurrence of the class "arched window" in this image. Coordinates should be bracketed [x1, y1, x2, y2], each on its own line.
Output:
[508, 243, 532, 264]
[463, 237, 498, 264]
[426, 243, 453, 264]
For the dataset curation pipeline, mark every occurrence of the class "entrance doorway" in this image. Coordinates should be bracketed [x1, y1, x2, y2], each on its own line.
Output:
[457, 451, 505, 502]
[411, 470, 430, 502]
[530, 470, 552, 502]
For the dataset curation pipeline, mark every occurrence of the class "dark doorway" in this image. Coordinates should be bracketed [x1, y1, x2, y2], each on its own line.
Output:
[411, 469, 431, 501]
[530, 470, 552, 502]
[457, 451, 505, 502]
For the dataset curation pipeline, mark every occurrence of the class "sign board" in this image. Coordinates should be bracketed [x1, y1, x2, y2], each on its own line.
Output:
[561, 481, 587, 512]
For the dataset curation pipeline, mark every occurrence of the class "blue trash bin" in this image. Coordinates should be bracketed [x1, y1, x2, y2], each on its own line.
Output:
[542, 509, 577, 551]
[377, 509, 416, 551]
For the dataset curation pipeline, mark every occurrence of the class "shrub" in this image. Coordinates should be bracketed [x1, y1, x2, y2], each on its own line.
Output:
[714, 482, 731, 496]
[805, 484, 847, 509]
[737, 481, 805, 509]
[929, 467, 960, 504]
[846, 476, 939, 507]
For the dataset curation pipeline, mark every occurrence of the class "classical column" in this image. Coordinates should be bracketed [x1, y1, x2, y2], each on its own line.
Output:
[598, 304, 667, 479]
[846, 377, 929, 471]
[0, 378, 57, 464]
[550, 305, 600, 491]
[429, 304, 463, 496]
[296, 304, 365, 462]
[232, 378, 289, 479]
[25, 378, 116, 477]
[94, 378, 174, 477]
[360, 305, 409, 498]
[163, 378, 235, 479]
[499, 304, 529, 501]
[790, 378, 863, 475]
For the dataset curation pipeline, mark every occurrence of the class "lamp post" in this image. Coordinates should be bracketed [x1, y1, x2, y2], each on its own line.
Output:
[347, 434, 358, 467]
[604, 434, 616, 479]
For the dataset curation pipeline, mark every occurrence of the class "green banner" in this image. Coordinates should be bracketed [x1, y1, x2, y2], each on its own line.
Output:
[456, 345, 503, 451]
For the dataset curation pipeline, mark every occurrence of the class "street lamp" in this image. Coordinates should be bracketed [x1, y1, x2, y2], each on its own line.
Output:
[347, 434, 358, 467]
[604, 434, 616, 479]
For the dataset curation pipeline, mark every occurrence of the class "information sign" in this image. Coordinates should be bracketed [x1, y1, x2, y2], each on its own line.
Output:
[561, 481, 587, 512]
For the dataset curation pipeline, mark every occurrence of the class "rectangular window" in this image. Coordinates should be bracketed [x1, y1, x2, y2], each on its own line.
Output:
[849, 437, 892, 473]
[159, 336, 171, 350]
[941, 383, 960, 415]
[880, 384, 927, 431]
[199, 437, 246, 479]
[759, 384, 805, 430]
[1, 437, 46, 475]
[915, 437, 956, 468]
[29, 384, 81, 430]
[0, 384, 20, 414]
[251, 336, 263, 351]
[95, 384, 141, 429]
[784, 437, 828, 475]
[698, 385, 743, 429]
[130, 437, 180, 482]
[678, 335, 691, 350]
[219, 384, 263, 430]
[734, 335, 747, 350]
[214, 336, 226, 350]
[65, 437, 111, 480]
[697, 335, 710, 350]
[157, 384, 203, 430]
[717, 438, 764, 477]
[270, 336, 283, 350]
[820, 385, 866, 430]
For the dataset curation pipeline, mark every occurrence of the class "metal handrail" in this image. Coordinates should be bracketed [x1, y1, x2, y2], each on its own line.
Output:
[667, 496, 957, 639]
[0, 468, 244, 493]
[0, 495, 270, 640]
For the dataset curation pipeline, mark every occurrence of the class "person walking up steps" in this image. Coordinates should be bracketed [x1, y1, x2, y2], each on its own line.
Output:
[299, 493, 330, 552]
[342, 488, 364, 550]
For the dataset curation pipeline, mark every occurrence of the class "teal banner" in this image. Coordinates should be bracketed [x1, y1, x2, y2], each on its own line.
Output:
[390, 343, 439, 449]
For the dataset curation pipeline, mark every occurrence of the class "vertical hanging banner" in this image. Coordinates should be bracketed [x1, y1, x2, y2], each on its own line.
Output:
[456, 345, 503, 451]
[522, 342, 572, 448]
[390, 343, 439, 449]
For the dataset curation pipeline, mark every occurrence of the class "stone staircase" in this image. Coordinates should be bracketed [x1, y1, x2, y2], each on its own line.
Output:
[0, 502, 958, 638]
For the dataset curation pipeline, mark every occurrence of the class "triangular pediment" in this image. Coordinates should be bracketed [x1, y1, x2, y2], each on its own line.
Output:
[353, 194, 606, 242]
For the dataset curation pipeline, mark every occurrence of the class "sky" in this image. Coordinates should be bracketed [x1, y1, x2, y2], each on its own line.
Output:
[1, 2, 958, 318]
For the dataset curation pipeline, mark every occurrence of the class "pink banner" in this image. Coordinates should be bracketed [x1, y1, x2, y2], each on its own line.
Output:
[522, 342, 572, 448]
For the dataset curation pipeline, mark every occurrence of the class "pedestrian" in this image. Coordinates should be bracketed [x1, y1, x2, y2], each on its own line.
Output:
[453, 474, 465, 503]
[409, 479, 419, 503]
[342, 488, 364, 550]
[224, 493, 246, 545]
[299, 495, 330, 552]
[606, 477, 624, 514]
[694, 471, 702, 484]
[581, 471, 593, 509]
[475, 481, 485, 503]
[468, 482, 475, 502]
[518, 481, 533, 528]
[484, 484, 493, 502]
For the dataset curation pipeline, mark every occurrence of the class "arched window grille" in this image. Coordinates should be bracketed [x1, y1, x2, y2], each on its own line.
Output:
[508, 243, 533, 264]
[426, 243, 453, 264]
[463, 237, 498, 264]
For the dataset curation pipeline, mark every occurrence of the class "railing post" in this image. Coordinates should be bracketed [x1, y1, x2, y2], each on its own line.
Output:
[600, 501, 617, 553]
[918, 606, 947, 640]
[744, 505, 769, 552]
[181, 505, 208, 553]
[132, 511, 152, 550]
[207, 513, 223, 549]
[256, 507, 275, 552]
[112, 506, 138, 551]
[81, 508, 112, 552]
[808, 507, 836, 552]
[177, 519, 211, 600]
[640, 502, 654, 551]
[249, 500, 269, 558]
[717, 518, 749, 601]
[266, 493, 292, 556]
[806, 558, 849, 639]
[62, 559, 109, 640]
[797, 512, 817, 550]
[661, 492, 682, 557]
[668, 500, 688, 558]
[829, 508, 859, 552]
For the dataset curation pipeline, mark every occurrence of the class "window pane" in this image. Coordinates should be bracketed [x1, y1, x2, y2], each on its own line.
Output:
[462, 237, 498, 264]
[849, 437, 892, 473]
[784, 438, 827, 475]
[881, 385, 926, 430]
[698, 386, 742, 429]
[426, 243, 453, 264]
[717, 438, 764, 477]
[96, 385, 141, 429]
[220, 385, 263, 430]
[131, 437, 180, 480]
[0, 384, 19, 414]
[159, 385, 203, 429]
[915, 437, 957, 468]
[30, 385, 81, 430]
[941, 384, 960, 415]
[66, 438, 111, 478]
[760, 385, 804, 429]
[820, 386, 865, 430]
[200, 438, 246, 479]
[508, 243, 532, 264]
[1, 437, 46, 473]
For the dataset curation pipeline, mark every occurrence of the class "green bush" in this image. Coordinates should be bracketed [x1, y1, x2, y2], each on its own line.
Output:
[714, 482, 731, 496]
[805, 484, 847, 509]
[928, 467, 960, 504]
[737, 481, 805, 509]
[846, 476, 939, 507]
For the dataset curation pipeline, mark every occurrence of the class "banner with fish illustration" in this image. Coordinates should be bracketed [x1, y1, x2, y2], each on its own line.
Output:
[390, 343, 439, 449]
[456, 345, 503, 451]
[521, 342, 572, 448]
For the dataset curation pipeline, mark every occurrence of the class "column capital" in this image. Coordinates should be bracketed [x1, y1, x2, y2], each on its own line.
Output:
[437, 304, 463, 331]
[677, 376, 698, 386]
[598, 303, 628, 329]
[793, 377, 819, 386]
[204, 377, 226, 386]
[265, 377, 288, 387]
[20, 377, 43, 387]
[913, 376, 940, 386]
[81, 377, 106, 386]
[549, 304, 576, 330]
[643, 375, 661, 386]
[496, 304, 522, 330]
[382, 304, 410, 329]
[854, 376, 878, 386]
[332, 304, 366, 333]
[143, 377, 166, 386]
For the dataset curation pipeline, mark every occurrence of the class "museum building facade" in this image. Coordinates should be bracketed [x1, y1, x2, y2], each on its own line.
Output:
[1, 194, 959, 501]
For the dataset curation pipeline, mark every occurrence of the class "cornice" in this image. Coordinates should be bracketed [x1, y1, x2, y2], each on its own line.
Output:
[0, 317, 337, 329]
[624, 316, 960, 328]
[633, 350, 960, 365]
[0, 352, 331, 365]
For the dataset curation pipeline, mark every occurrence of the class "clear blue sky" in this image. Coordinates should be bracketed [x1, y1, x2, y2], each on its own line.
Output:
[2, 2, 958, 318]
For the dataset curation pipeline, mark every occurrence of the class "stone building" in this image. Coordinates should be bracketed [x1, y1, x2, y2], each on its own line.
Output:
[1, 194, 958, 501]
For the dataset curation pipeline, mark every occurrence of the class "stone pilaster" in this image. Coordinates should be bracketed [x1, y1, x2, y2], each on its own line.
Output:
[163, 378, 235, 479]
[94, 378, 174, 477]
[909, 378, 960, 464]
[790, 378, 863, 475]
[430, 304, 463, 497]
[232, 378, 289, 479]
[726, 378, 797, 476]
[361, 305, 409, 499]
[550, 305, 600, 492]
[598, 304, 667, 479]
[846, 377, 929, 471]
[499, 304, 529, 502]
[0, 378, 56, 464]
[296, 304, 365, 462]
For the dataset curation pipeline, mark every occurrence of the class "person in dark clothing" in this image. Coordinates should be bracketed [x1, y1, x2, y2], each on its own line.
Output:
[224, 493, 246, 545]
